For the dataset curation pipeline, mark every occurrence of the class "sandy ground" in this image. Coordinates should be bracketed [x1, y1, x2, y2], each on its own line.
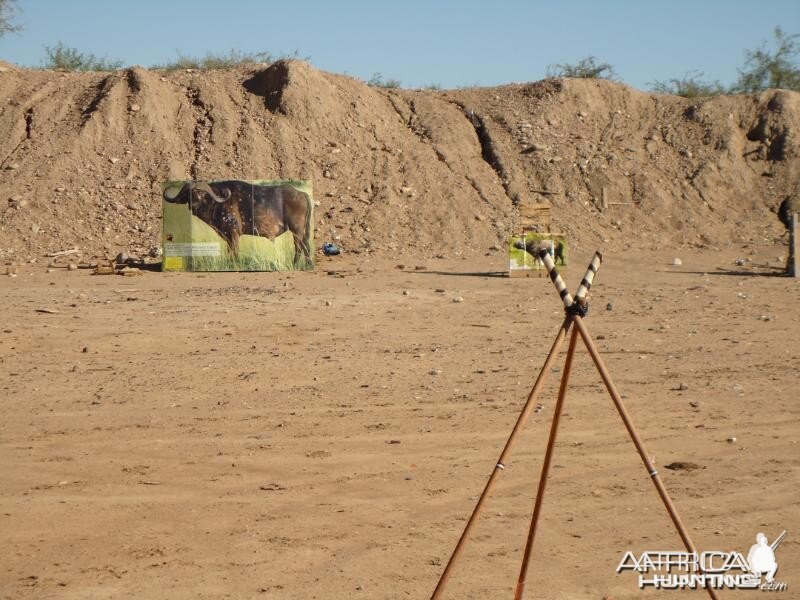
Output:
[1, 249, 798, 599]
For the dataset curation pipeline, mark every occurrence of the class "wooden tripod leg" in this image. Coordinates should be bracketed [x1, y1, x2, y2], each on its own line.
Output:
[430, 316, 573, 600]
[572, 315, 719, 600]
[515, 324, 579, 600]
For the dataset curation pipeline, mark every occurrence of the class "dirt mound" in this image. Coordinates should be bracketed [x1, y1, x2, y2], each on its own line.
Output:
[0, 60, 798, 263]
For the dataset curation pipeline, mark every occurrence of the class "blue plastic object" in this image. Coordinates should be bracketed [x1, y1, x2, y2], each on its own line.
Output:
[323, 242, 341, 256]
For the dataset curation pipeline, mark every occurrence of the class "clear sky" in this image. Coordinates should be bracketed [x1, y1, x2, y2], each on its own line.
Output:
[1, 0, 798, 91]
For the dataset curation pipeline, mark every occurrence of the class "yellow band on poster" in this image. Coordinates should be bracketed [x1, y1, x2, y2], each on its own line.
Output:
[164, 256, 184, 270]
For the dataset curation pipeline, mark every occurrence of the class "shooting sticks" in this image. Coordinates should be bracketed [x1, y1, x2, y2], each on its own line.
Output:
[430, 250, 717, 600]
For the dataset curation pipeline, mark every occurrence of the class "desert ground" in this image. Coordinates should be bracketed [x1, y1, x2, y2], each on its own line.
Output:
[2, 247, 798, 599]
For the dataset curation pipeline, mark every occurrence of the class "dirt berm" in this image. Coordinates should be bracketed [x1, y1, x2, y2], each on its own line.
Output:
[0, 59, 798, 262]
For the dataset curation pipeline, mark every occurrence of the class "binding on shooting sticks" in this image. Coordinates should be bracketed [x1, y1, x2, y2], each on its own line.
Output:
[430, 250, 718, 600]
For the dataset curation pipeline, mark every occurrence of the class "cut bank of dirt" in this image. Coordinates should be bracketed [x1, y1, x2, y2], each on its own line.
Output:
[0, 60, 798, 264]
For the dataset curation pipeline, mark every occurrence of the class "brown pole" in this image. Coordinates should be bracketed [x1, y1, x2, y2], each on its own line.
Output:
[514, 325, 580, 600]
[791, 212, 798, 277]
[430, 316, 572, 600]
[572, 315, 719, 600]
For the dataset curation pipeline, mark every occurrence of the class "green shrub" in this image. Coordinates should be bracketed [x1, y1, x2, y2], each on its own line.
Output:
[152, 49, 294, 71]
[733, 26, 800, 92]
[0, 0, 21, 37]
[368, 72, 401, 88]
[650, 72, 727, 97]
[547, 56, 617, 80]
[42, 42, 123, 71]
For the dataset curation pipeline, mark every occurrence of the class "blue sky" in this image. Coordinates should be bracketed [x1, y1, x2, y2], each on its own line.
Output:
[1, 0, 798, 90]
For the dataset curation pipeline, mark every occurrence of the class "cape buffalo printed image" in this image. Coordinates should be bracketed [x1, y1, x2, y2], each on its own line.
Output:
[163, 180, 313, 267]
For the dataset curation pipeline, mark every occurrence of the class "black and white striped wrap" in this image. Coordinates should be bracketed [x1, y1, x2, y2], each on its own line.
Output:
[538, 248, 573, 308]
[574, 251, 603, 301]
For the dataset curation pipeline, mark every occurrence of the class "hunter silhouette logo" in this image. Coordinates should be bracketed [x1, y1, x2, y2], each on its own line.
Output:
[617, 531, 789, 591]
[748, 531, 786, 584]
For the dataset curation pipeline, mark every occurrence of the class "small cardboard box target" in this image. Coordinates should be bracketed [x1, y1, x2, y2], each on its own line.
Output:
[162, 179, 313, 272]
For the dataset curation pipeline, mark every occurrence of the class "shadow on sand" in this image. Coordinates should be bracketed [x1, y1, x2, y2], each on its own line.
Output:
[674, 266, 788, 278]
[131, 261, 162, 272]
[409, 270, 508, 278]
